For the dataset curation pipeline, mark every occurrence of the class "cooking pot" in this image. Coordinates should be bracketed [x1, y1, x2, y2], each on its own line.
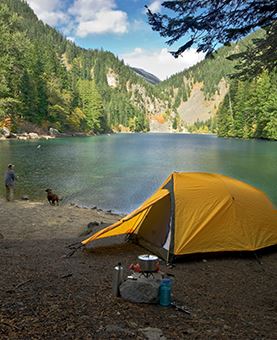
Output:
[138, 254, 159, 272]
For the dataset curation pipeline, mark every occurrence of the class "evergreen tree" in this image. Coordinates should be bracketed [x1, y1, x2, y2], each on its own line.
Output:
[147, 0, 276, 65]
[77, 79, 106, 133]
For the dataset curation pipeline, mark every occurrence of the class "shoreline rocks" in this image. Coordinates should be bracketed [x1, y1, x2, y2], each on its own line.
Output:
[0, 127, 55, 141]
[0, 127, 92, 141]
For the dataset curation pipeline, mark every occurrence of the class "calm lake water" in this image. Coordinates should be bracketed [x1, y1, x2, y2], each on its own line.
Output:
[0, 133, 276, 213]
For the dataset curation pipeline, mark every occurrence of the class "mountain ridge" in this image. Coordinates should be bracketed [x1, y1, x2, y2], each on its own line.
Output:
[131, 67, 161, 85]
[0, 0, 276, 139]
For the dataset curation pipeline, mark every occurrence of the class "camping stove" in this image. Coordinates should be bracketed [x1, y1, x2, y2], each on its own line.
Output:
[139, 271, 155, 279]
[129, 254, 160, 279]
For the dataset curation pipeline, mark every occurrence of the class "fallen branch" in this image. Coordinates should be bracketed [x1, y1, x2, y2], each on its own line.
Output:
[171, 301, 191, 315]
[1, 321, 20, 331]
[61, 273, 73, 279]
[15, 279, 32, 289]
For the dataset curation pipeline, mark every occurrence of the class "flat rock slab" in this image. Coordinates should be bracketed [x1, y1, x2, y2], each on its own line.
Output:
[120, 277, 160, 304]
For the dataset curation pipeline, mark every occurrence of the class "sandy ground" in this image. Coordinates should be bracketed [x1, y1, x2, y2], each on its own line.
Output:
[0, 198, 276, 339]
[0, 199, 119, 241]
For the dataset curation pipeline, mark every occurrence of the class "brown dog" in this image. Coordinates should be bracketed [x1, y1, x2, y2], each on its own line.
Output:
[45, 189, 59, 206]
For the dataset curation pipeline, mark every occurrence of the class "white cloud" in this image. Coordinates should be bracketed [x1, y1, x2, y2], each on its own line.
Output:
[69, 0, 116, 20]
[76, 10, 128, 36]
[26, 0, 67, 26]
[26, 0, 129, 37]
[26, 0, 60, 12]
[69, 0, 129, 36]
[39, 11, 68, 26]
[129, 19, 146, 32]
[147, 0, 162, 13]
[66, 36, 75, 43]
[121, 48, 205, 80]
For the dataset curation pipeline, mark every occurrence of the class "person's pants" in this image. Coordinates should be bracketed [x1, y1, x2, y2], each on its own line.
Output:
[5, 185, 14, 201]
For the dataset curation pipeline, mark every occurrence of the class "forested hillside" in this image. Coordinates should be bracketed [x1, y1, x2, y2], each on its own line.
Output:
[156, 29, 276, 140]
[0, 0, 165, 134]
[0, 0, 276, 140]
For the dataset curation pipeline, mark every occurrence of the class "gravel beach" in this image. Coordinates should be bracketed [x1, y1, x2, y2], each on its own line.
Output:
[0, 199, 276, 339]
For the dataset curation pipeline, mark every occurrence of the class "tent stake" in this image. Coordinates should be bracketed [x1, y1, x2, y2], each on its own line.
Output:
[253, 252, 263, 266]
[64, 244, 84, 258]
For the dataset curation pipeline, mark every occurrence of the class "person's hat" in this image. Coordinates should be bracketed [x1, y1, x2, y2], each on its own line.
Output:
[8, 164, 14, 168]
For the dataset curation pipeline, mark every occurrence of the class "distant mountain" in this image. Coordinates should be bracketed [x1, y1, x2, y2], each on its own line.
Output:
[132, 67, 161, 85]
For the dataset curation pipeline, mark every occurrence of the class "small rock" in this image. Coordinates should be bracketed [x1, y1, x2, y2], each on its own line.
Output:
[104, 324, 134, 336]
[139, 327, 166, 340]
[21, 195, 29, 201]
[128, 321, 138, 328]
[66, 325, 75, 331]
[0, 233, 4, 239]
[87, 221, 99, 227]
[223, 324, 231, 330]
[79, 221, 100, 237]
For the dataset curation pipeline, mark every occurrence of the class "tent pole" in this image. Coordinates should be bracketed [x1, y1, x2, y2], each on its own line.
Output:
[166, 245, 171, 265]
[166, 174, 175, 265]
[166, 214, 174, 264]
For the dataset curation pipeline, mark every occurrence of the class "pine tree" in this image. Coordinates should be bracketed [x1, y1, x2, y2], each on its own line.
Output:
[77, 79, 106, 133]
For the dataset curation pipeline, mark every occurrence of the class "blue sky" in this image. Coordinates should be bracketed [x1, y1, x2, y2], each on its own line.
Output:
[26, 0, 205, 80]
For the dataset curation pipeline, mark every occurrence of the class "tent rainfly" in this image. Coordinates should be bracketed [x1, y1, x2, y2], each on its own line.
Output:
[82, 172, 277, 261]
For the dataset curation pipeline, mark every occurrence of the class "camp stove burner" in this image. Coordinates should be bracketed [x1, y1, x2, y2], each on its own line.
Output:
[139, 271, 155, 279]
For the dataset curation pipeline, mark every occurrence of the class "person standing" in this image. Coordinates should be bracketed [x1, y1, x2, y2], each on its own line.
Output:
[4, 164, 16, 201]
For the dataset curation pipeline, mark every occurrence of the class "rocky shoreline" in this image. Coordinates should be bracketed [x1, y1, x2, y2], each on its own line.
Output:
[0, 126, 92, 141]
[0, 126, 216, 142]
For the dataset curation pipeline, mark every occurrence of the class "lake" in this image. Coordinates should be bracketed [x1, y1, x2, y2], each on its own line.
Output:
[0, 133, 276, 213]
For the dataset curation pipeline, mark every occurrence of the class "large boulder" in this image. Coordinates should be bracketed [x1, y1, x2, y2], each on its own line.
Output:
[49, 128, 60, 136]
[119, 276, 161, 304]
[28, 132, 39, 139]
[9, 132, 17, 138]
[0, 127, 10, 137]
[40, 135, 53, 140]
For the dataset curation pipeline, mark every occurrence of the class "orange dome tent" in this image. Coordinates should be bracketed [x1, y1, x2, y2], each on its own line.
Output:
[82, 172, 277, 261]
